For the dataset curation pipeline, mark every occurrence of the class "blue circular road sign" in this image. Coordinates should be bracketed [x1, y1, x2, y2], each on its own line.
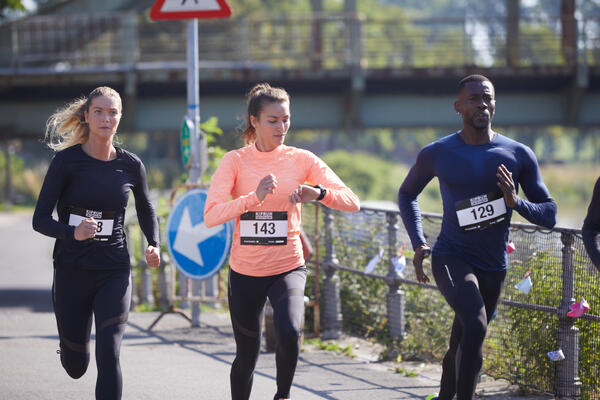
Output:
[166, 188, 233, 280]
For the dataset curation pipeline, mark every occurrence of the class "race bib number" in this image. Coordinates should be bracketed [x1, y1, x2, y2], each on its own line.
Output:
[455, 192, 507, 232]
[240, 211, 288, 245]
[68, 207, 116, 241]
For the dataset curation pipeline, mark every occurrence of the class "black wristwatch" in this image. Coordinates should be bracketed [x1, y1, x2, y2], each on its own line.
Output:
[313, 184, 326, 201]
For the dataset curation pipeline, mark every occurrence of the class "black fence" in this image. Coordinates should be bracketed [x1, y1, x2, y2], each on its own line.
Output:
[300, 203, 599, 399]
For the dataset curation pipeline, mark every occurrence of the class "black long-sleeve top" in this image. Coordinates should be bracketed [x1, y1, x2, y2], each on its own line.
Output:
[32, 144, 159, 270]
[583, 177, 600, 269]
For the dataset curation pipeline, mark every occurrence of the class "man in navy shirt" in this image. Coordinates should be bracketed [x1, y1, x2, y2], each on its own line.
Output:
[398, 75, 556, 400]
[583, 177, 600, 270]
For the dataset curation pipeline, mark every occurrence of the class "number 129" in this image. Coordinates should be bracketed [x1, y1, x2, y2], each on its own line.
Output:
[470, 204, 494, 220]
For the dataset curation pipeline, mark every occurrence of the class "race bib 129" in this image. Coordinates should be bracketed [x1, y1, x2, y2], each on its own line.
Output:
[455, 192, 507, 232]
[240, 211, 288, 245]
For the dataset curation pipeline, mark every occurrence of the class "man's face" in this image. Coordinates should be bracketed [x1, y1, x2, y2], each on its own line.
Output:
[455, 80, 496, 130]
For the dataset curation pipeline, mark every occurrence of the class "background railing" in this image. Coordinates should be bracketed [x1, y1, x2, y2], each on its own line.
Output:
[126, 201, 599, 399]
[5, 12, 600, 72]
[300, 204, 599, 400]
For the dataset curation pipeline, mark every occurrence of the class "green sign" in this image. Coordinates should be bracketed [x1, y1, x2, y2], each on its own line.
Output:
[181, 116, 193, 168]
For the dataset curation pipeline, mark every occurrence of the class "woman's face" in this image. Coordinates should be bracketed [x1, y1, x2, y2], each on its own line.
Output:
[84, 95, 122, 142]
[251, 100, 290, 152]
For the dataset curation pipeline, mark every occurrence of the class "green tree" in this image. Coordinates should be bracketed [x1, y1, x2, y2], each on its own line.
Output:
[0, 0, 25, 18]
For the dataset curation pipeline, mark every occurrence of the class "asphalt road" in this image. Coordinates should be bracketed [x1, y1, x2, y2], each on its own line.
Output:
[0, 211, 443, 400]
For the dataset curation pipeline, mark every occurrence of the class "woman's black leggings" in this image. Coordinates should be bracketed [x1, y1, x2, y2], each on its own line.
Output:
[52, 267, 131, 400]
[228, 266, 306, 400]
[431, 253, 506, 400]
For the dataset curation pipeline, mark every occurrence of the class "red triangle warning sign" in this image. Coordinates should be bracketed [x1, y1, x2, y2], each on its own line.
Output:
[150, 0, 232, 21]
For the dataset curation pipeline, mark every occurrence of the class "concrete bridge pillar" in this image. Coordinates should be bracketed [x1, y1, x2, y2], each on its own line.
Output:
[561, 0, 577, 67]
[310, 0, 323, 71]
[506, 0, 520, 67]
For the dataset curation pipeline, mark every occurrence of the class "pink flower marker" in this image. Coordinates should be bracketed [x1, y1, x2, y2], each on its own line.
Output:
[507, 241, 516, 254]
[566, 298, 590, 318]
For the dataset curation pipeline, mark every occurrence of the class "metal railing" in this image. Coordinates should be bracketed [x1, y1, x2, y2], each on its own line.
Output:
[5, 12, 600, 73]
[304, 204, 599, 399]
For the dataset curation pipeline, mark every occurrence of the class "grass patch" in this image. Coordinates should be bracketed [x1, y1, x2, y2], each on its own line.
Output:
[393, 367, 418, 377]
[304, 338, 356, 358]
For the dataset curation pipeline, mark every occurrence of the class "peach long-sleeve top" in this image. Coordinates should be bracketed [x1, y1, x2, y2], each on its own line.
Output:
[204, 144, 360, 277]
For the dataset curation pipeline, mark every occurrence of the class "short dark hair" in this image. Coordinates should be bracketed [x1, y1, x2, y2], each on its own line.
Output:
[458, 74, 492, 93]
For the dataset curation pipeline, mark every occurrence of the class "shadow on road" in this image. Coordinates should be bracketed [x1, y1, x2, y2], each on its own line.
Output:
[0, 288, 53, 312]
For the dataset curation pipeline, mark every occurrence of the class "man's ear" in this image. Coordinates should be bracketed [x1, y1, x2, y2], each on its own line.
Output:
[454, 100, 461, 115]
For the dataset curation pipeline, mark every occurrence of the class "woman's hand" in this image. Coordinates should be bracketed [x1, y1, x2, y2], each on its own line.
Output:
[256, 174, 278, 201]
[289, 184, 320, 205]
[145, 245, 161, 268]
[74, 218, 98, 241]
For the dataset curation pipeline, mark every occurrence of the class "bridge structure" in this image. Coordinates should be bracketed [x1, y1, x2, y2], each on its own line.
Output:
[1, 0, 600, 139]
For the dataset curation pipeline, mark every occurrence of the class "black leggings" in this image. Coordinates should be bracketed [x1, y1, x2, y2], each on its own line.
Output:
[228, 266, 306, 400]
[431, 253, 506, 400]
[52, 267, 131, 400]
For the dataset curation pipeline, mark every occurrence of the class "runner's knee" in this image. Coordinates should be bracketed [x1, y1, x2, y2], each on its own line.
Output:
[276, 323, 301, 352]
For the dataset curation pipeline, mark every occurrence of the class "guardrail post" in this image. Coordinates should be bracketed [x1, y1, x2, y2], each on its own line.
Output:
[322, 206, 342, 339]
[385, 211, 405, 341]
[556, 231, 581, 399]
[139, 234, 154, 307]
[156, 217, 169, 309]
[126, 225, 138, 310]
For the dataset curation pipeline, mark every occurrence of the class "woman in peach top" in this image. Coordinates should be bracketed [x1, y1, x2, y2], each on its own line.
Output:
[204, 83, 359, 400]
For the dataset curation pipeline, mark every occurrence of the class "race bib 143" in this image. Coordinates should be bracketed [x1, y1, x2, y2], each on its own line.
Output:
[240, 211, 288, 245]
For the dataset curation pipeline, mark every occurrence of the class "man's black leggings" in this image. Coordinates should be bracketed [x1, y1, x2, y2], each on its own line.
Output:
[431, 253, 506, 400]
[228, 266, 306, 400]
[52, 267, 131, 400]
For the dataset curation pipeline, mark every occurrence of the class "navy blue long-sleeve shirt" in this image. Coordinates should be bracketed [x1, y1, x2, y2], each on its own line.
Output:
[398, 132, 556, 271]
[32, 144, 159, 270]
[582, 177, 600, 268]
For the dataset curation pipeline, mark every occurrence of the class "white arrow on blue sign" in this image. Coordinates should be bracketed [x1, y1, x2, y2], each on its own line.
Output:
[166, 188, 233, 280]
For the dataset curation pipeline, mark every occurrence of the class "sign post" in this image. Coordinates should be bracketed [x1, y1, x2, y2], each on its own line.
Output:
[150, 0, 232, 327]
[186, 19, 203, 183]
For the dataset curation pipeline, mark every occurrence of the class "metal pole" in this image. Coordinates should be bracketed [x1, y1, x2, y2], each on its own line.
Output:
[187, 19, 201, 184]
[186, 19, 204, 326]
[385, 211, 405, 341]
[556, 232, 582, 398]
[322, 206, 342, 339]
[3, 142, 13, 210]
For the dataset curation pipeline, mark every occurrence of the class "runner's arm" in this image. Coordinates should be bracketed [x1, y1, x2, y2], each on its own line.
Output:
[398, 146, 435, 250]
[582, 177, 600, 268]
[305, 152, 360, 212]
[132, 158, 159, 247]
[204, 152, 262, 227]
[32, 154, 75, 240]
[512, 146, 557, 229]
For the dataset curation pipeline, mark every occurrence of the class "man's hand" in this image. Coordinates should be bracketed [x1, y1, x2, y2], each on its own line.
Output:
[496, 164, 519, 208]
[413, 243, 431, 283]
